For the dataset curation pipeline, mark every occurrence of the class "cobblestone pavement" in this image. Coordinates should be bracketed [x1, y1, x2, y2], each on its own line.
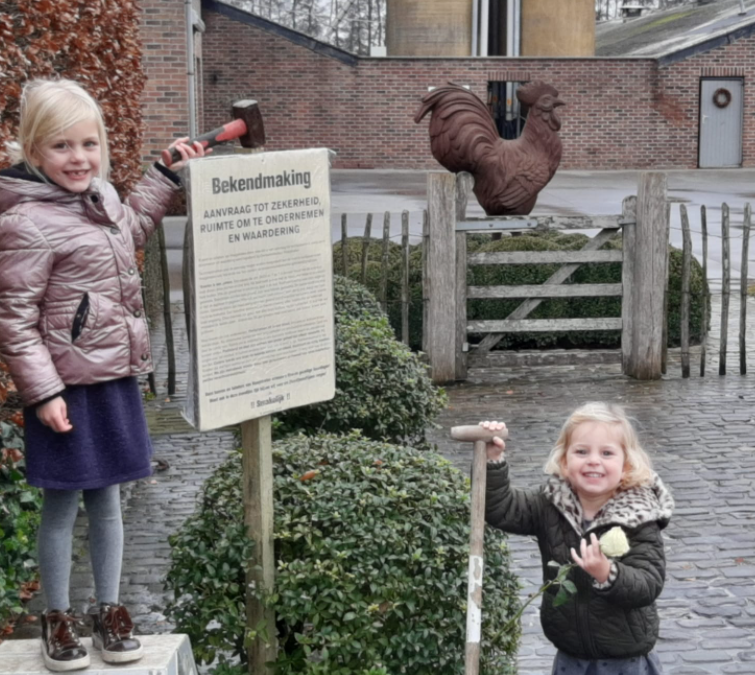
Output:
[14, 290, 755, 675]
[429, 291, 755, 675]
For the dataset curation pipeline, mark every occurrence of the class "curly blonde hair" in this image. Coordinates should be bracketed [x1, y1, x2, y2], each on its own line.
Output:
[544, 402, 654, 489]
[8, 78, 109, 183]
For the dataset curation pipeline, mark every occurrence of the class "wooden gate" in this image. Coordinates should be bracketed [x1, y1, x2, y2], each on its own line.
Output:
[423, 172, 670, 383]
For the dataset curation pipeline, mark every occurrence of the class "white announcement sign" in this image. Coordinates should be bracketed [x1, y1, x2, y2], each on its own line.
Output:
[182, 148, 335, 431]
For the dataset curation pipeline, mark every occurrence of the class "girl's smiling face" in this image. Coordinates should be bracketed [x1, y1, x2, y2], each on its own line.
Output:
[31, 118, 102, 193]
[562, 421, 626, 508]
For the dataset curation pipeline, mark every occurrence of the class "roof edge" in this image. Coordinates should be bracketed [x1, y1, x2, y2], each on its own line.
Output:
[658, 16, 755, 66]
[202, 0, 359, 67]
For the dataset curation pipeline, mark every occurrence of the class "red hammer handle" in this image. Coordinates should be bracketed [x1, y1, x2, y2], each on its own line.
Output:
[161, 118, 247, 167]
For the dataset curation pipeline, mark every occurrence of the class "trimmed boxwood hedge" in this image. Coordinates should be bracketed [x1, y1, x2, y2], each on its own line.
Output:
[166, 432, 520, 675]
[276, 276, 446, 446]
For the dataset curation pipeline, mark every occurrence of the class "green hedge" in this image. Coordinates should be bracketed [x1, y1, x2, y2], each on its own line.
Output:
[166, 432, 520, 675]
[334, 232, 708, 350]
[0, 421, 40, 626]
[276, 276, 446, 445]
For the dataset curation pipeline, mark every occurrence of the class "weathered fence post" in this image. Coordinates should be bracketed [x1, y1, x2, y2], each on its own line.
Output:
[720, 204, 731, 375]
[380, 211, 390, 311]
[621, 173, 669, 379]
[361, 213, 372, 285]
[341, 213, 348, 275]
[157, 224, 176, 395]
[426, 172, 458, 383]
[455, 172, 473, 381]
[740, 203, 751, 375]
[421, 210, 429, 354]
[700, 205, 708, 377]
[401, 210, 410, 346]
[680, 204, 692, 378]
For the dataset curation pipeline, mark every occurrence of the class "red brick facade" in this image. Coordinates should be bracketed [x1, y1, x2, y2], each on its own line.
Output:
[141, 0, 755, 170]
[139, 0, 202, 164]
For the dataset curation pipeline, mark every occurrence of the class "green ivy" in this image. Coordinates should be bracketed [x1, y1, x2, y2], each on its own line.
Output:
[276, 277, 447, 446]
[0, 420, 41, 626]
[166, 433, 520, 675]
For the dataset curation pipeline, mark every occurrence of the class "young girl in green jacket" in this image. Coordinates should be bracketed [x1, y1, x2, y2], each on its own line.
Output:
[482, 402, 674, 675]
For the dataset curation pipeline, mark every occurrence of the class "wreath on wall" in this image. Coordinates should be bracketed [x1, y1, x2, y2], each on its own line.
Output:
[713, 87, 732, 109]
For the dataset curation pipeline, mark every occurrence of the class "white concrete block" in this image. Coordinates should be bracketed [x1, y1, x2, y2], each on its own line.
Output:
[0, 634, 197, 675]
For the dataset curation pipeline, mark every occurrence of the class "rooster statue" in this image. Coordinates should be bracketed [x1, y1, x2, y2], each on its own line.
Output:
[414, 81, 564, 215]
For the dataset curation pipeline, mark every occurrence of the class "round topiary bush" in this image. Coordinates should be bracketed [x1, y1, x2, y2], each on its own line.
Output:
[276, 276, 446, 445]
[166, 432, 520, 675]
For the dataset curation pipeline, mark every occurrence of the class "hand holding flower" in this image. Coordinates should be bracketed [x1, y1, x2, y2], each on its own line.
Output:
[571, 533, 611, 584]
[494, 527, 631, 642]
[599, 526, 630, 558]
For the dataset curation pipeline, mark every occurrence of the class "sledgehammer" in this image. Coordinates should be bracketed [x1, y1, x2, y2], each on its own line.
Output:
[162, 99, 266, 167]
[451, 424, 508, 675]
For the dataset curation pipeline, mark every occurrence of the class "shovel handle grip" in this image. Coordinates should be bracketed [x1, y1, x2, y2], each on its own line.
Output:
[451, 425, 508, 443]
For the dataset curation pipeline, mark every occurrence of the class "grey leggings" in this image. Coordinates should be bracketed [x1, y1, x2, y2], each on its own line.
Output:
[38, 485, 123, 611]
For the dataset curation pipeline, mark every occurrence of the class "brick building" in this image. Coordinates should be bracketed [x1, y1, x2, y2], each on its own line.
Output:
[139, 0, 755, 170]
[139, 0, 202, 165]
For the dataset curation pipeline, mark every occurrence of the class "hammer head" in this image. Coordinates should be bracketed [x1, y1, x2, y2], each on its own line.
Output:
[232, 100, 266, 149]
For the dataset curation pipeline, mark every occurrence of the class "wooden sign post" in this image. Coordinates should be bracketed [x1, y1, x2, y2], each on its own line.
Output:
[182, 146, 336, 674]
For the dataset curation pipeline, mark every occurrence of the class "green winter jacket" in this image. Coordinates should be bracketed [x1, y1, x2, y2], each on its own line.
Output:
[485, 461, 674, 660]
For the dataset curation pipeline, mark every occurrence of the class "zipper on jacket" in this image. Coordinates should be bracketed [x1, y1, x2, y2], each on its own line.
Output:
[71, 293, 90, 342]
[575, 555, 600, 658]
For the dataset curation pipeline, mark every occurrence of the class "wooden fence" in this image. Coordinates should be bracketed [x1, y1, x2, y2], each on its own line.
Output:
[160, 175, 752, 392]
[423, 171, 671, 383]
[678, 201, 753, 378]
[334, 210, 420, 347]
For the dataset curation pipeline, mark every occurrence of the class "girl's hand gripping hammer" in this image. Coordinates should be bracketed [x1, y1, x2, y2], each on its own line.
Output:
[450, 424, 508, 675]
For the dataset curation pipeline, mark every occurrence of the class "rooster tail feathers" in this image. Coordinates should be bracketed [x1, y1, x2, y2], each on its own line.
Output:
[414, 83, 501, 174]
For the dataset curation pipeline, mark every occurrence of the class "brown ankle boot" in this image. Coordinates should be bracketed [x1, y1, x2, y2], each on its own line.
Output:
[90, 603, 143, 664]
[40, 609, 90, 672]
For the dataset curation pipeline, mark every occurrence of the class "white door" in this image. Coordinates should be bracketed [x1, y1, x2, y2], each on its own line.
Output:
[699, 78, 743, 168]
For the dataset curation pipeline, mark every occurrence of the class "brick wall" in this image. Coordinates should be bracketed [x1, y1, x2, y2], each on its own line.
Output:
[139, 0, 200, 165]
[167, 2, 755, 170]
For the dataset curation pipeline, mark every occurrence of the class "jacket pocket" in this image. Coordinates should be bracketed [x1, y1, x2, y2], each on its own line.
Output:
[71, 293, 90, 343]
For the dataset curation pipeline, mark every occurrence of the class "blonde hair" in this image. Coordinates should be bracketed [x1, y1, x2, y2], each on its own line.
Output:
[8, 78, 109, 183]
[544, 402, 653, 489]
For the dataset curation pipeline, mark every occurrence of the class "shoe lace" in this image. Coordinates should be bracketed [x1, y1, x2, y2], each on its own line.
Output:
[50, 612, 83, 650]
[102, 605, 134, 638]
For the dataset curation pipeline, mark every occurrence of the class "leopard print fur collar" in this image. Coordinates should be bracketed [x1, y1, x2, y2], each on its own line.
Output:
[542, 473, 674, 535]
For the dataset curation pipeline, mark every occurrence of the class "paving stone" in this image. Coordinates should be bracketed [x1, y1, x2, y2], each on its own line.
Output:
[11, 293, 755, 673]
[428, 294, 755, 673]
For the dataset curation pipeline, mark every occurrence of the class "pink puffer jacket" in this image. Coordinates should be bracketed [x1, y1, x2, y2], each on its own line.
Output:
[0, 164, 179, 406]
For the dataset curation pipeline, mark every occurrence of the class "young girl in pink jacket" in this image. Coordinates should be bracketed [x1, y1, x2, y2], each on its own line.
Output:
[0, 78, 208, 671]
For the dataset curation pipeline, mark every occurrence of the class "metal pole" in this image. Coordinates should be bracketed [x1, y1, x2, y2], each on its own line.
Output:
[185, 0, 197, 139]
[471, 0, 479, 56]
[480, 0, 490, 56]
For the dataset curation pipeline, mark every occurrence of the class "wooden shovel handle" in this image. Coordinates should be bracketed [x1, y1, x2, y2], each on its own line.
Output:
[451, 424, 508, 443]
[454, 424, 508, 675]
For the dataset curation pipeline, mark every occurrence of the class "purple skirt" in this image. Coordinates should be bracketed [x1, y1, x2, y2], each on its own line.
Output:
[23, 377, 153, 490]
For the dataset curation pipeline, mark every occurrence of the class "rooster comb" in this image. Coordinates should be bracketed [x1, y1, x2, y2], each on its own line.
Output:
[516, 81, 560, 106]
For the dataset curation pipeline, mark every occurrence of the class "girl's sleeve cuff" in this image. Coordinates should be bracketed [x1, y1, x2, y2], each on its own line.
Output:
[593, 560, 619, 590]
[487, 457, 507, 468]
[154, 161, 181, 185]
[33, 390, 66, 408]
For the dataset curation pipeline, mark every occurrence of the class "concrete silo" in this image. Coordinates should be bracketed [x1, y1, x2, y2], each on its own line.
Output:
[385, 0, 594, 57]
[385, 0, 474, 57]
